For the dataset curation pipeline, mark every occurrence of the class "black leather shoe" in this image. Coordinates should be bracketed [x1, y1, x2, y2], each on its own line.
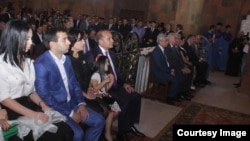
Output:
[128, 126, 145, 137]
[194, 83, 205, 88]
[117, 133, 129, 141]
[179, 95, 191, 101]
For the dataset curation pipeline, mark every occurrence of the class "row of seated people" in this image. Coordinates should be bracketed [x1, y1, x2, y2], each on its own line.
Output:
[13, 11, 183, 58]
[0, 19, 143, 141]
[150, 33, 210, 105]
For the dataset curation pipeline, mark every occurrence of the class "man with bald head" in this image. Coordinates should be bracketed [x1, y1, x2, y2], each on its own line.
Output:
[86, 29, 144, 141]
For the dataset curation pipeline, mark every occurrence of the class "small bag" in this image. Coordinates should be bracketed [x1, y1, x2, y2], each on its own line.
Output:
[2, 123, 18, 141]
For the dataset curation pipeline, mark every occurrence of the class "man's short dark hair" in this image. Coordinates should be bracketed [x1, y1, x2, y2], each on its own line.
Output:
[43, 27, 66, 49]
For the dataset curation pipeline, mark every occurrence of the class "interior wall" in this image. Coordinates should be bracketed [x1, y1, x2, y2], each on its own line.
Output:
[0, 0, 114, 19]
[113, 0, 149, 19]
[147, 0, 250, 36]
[147, 0, 177, 23]
[1, 0, 250, 36]
[199, 0, 247, 36]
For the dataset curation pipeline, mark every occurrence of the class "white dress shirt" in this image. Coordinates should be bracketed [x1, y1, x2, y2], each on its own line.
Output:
[49, 51, 71, 102]
[243, 44, 249, 54]
[49, 51, 85, 117]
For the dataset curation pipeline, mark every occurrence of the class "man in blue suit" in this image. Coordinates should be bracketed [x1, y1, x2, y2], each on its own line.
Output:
[150, 33, 179, 105]
[34, 27, 105, 141]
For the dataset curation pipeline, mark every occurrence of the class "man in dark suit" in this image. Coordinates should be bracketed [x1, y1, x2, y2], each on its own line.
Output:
[96, 17, 106, 32]
[34, 27, 105, 141]
[165, 33, 192, 100]
[119, 18, 132, 39]
[163, 23, 174, 35]
[150, 33, 179, 104]
[32, 24, 47, 58]
[73, 14, 82, 30]
[82, 29, 97, 54]
[175, 24, 184, 38]
[86, 29, 145, 141]
[79, 14, 90, 31]
[183, 34, 209, 87]
[105, 17, 118, 32]
[143, 21, 159, 47]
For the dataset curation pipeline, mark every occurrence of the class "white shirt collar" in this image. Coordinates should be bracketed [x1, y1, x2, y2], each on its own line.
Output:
[159, 45, 165, 52]
[49, 51, 66, 64]
[98, 45, 108, 55]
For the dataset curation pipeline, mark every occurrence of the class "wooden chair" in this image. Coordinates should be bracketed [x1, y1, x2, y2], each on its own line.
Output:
[144, 60, 169, 102]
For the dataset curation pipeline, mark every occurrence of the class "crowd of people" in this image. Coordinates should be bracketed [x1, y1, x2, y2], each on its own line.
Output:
[0, 5, 249, 141]
[0, 6, 146, 141]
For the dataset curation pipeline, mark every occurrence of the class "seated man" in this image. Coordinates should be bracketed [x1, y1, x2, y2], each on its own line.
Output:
[165, 33, 193, 100]
[150, 33, 179, 105]
[86, 29, 145, 141]
[183, 34, 210, 87]
[34, 27, 105, 141]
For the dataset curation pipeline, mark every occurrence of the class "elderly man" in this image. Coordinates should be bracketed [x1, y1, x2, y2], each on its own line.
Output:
[150, 33, 179, 105]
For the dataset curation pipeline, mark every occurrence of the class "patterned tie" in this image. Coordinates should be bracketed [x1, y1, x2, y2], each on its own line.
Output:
[85, 40, 89, 53]
[163, 49, 170, 67]
[105, 51, 117, 87]
[174, 46, 180, 56]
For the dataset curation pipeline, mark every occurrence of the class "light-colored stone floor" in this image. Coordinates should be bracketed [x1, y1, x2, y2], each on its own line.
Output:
[134, 99, 182, 138]
[134, 71, 250, 138]
[192, 71, 250, 115]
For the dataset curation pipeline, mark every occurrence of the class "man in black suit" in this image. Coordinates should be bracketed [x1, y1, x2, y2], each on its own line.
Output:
[183, 34, 209, 87]
[150, 33, 179, 104]
[79, 14, 90, 31]
[105, 17, 118, 32]
[143, 21, 159, 47]
[119, 18, 132, 39]
[32, 24, 47, 58]
[86, 29, 145, 141]
[73, 14, 82, 30]
[165, 33, 192, 100]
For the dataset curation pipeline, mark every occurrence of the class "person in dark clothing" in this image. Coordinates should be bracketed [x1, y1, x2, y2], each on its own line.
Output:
[119, 18, 132, 39]
[67, 29, 106, 116]
[86, 29, 145, 141]
[0, 14, 9, 37]
[183, 34, 209, 87]
[143, 21, 159, 47]
[225, 31, 245, 77]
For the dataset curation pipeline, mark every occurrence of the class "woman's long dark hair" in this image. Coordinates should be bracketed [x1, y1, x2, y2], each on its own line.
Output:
[68, 29, 84, 49]
[0, 19, 31, 68]
[93, 55, 108, 82]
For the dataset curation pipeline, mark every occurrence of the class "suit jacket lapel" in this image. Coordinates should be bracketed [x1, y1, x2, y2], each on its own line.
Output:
[45, 51, 65, 86]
